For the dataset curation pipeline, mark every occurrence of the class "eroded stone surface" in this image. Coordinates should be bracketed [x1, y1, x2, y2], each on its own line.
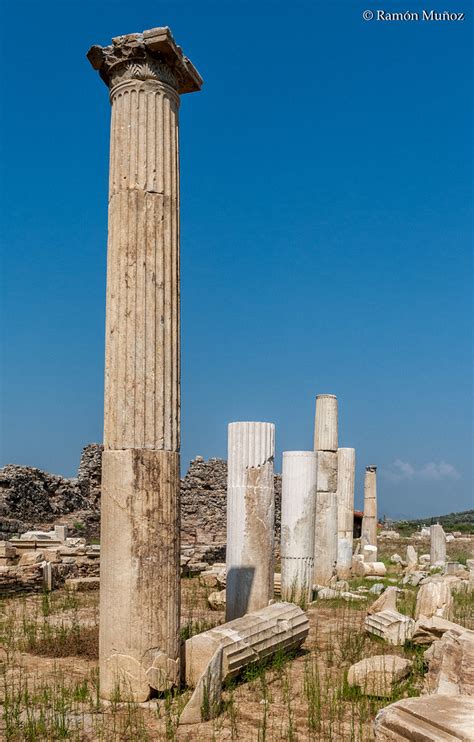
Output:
[424, 628, 474, 696]
[347, 655, 412, 697]
[374, 695, 474, 741]
[415, 581, 453, 620]
[364, 610, 415, 646]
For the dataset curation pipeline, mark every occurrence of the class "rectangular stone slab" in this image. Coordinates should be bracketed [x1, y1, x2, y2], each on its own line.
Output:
[374, 695, 474, 741]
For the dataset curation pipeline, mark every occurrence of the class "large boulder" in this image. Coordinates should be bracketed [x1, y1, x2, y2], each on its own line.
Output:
[347, 655, 412, 697]
[415, 581, 453, 620]
[424, 628, 474, 696]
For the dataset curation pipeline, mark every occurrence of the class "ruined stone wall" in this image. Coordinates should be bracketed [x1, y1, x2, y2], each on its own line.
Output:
[0, 448, 282, 549]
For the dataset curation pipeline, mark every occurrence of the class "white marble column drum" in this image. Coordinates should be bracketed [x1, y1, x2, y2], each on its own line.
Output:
[361, 465, 378, 549]
[226, 422, 275, 621]
[280, 451, 318, 604]
[87, 27, 202, 702]
[313, 394, 339, 586]
[430, 524, 447, 566]
[336, 447, 355, 578]
[313, 394, 338, 452]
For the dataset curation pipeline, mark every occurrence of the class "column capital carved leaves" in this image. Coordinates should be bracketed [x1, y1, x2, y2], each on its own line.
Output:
[87, 26, 203, 95]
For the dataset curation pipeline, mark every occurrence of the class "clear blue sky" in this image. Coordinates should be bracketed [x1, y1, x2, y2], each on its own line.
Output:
[0, 0, 472, 519]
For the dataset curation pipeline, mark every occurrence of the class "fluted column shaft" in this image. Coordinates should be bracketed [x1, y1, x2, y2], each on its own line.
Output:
[226, 422, 275, 621]
[281, 452, 317, 604]
[361, 465, 377, 548]
[336, 447, 355, 578]
[313, 394, 338, 585]
[87, 28, 202, 702]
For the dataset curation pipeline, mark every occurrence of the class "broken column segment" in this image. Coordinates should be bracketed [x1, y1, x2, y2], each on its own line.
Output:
[280, 451, 318, 604]
[336, 447, 355, 579]
[361, 465, 378, 549]
[226, 422, 275, 621]
[430, 524, 447, 566]
[87, 27, 202, 702]
[313, 395, 338, 586]
[185, 601, 309, 688]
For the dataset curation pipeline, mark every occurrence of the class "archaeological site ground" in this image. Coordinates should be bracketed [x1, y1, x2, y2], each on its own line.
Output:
[1, 10, 473, 742]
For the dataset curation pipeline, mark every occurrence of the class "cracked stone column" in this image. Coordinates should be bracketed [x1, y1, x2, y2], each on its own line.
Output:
[281, 451, 318, 604]
[313, 394, 338, 586]
[336, 447, 355, 578]
[361, 466, 378, 550]
[87, 27, 202, 702]
[430, 524, 446, 566]
[226, 422, 275, 621]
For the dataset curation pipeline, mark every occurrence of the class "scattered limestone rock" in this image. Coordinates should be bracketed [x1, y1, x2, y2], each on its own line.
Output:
[369, 583, 386, 595]
[415, 581, 453, 620]
[402, 571, 427, 587]
[374, 695, 474, 740]
[412, 615, 465, 645]
[347, 655, 412, 697]
[367, 587, 398, 615]
[390, 554, 403, 565]
[208, 589, 226, 611]
[424, 628, 474, 697]
[364, 610, 415, 645]
[65, 577, 100, 591]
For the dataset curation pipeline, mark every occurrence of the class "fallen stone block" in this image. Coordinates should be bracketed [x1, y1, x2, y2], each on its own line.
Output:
[424, 628, 474, 696]
[180, 645, 222, 725]
[364, 610, 415, 645]
[185, 601, 308, 688]
[347, 655, 412, 697]
[65, 577, 100, 592]
[353, 561, 387, 578]
[367, 587, 398, 615]
[415, 581, 453, 620]
[412, 615, 465, 645]
[374, 695, 474, 740]
[405, 545, 417, 569]
[363, 545, 378, 563]
[18, 551, 45, 567]
[401, 570, 426, 587]
[208, 590, 226, 611]
[369, 583, 386, 595]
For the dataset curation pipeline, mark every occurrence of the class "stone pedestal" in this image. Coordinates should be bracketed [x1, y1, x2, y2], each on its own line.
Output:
[87, 27, 202, 701]
[313, 395, 338, 586]
[361, 465, 377, 549]
[430, 524, 447, 566]
[280, 451, 317, 604]
[226, 422, 275, 621]
[336, 447, 355, 578]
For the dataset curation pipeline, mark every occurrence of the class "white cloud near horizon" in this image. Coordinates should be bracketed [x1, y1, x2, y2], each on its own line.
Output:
[383, 459, 461, 483]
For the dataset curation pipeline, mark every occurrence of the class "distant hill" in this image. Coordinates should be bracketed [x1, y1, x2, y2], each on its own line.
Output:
[393, 510, 474, 534]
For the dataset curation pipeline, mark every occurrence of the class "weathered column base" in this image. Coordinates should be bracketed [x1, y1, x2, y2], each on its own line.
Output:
[281, 556, 314, 604]
[314, 490, 337, 586]
[99, 449, 180, 702]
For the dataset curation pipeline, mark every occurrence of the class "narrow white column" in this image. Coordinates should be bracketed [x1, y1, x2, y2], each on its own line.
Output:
[430, 524, 446, 565]
[336, 447, 355, 578]
[361, 465, 378, 549]
[313, 394, 338, 586]
[226, 422, 275, 621]
[281, 451, 318, 604]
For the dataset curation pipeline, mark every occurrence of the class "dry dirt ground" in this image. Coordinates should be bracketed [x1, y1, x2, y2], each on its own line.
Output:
[0, 537, 473, 741]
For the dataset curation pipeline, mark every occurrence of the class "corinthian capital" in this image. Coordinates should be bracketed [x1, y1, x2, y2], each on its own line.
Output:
[87, 26, 203, 94]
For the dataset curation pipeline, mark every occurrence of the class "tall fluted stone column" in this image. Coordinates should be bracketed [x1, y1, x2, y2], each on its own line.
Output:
[313, 394, 338, 586]
[281, 451, 318, 604]
[361, 465, 378, 550]
[336, 447, 355, 578]
[430, 524, 446, 566]
[226, 422, 275, 621]
[87, 28, 202, 702]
